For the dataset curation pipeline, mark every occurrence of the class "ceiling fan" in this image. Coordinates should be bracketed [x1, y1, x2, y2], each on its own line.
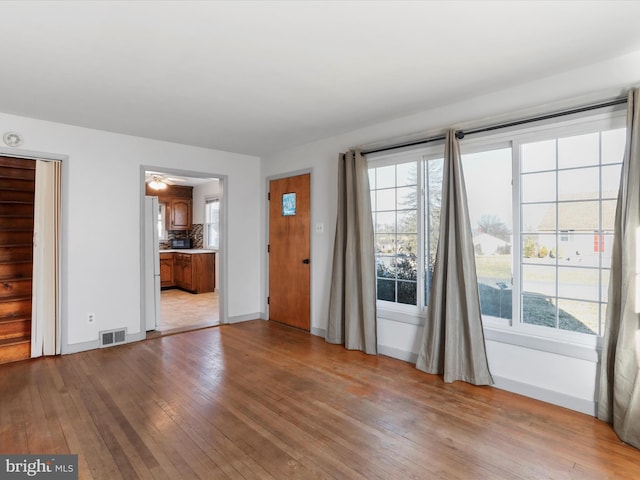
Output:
[145, 172, 187, 190]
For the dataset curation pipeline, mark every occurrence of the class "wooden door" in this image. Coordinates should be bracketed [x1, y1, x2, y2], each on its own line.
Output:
[269, 173, 310, 330]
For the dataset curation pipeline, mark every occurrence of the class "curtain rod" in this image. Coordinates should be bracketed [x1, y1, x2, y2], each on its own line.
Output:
[362, 97, 628, 156]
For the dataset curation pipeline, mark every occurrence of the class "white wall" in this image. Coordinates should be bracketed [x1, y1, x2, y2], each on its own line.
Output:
[261, 50, 640, 415]
[192, 179, 220, 224]
[0, 112, 262, 350]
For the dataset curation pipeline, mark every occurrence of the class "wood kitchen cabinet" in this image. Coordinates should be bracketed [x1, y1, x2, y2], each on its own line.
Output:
[145, 184, 193, 232]
[159, 253, 174, 287]
[169, 198, 192, 231]
[167, 252, 215, 294]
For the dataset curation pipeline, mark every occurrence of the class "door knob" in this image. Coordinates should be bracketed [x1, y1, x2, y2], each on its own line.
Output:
[302, 258, 310, 264]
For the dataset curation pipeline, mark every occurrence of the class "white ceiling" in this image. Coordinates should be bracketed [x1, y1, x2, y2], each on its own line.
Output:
[2, 1, 640, 157]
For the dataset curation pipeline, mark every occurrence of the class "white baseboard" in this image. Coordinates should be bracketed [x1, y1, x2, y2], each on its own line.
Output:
[62, 340, 99, 355]
[378, 344, 418, 363]
[310, 327, 326, 337]
[492, 375, 596, 416]
[227, 313, 262, 324]
[376, 344, 596, 416]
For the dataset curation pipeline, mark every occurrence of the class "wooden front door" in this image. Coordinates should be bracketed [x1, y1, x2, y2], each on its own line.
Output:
[269, 173, 310, 331]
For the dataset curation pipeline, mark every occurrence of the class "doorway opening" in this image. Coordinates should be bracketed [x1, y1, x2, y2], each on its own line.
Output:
[142, 168, 224, 337]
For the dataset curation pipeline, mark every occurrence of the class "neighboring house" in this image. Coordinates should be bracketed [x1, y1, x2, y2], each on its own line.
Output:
[531, 192, 617, 263]
[473, 232, 511, 256]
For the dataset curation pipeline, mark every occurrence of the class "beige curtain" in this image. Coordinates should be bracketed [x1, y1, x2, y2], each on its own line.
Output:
[31, 160, 61, 357]
[416, 130, 493, 385]
[597, 88, 640, 449]
[327, 150, 377, 354]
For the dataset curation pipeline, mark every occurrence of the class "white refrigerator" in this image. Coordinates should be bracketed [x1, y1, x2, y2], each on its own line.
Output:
[144, 196, 161, 331]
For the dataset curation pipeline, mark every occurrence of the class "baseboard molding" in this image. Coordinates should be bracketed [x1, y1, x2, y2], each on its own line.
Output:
[62, 340, 99, 355]
[227, 313, 262, 324]
[378, 344, 418, 364]
[492, 375, 596, 416]
[127, 331, 146, 343]
[310, 327, 326, 337]
[376, 344, 596, 416]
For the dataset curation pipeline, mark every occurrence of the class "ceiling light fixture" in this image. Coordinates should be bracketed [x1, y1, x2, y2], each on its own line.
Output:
[148, 175, 168, 190]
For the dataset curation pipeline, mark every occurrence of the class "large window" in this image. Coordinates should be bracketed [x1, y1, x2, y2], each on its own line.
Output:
[368, 112, 626, 341]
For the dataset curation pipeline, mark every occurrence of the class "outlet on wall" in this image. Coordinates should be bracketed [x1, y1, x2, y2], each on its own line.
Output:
[87, 312, 96, 324]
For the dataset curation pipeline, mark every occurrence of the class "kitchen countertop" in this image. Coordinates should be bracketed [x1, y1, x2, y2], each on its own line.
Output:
[159, 249, 216, 254]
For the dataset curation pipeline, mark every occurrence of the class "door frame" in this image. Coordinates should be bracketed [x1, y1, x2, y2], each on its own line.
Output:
[139, 165, 228, 336]
[264, 168, 313, 328]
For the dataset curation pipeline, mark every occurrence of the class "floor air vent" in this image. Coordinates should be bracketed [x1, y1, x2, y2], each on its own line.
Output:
[99, 328, 127, 348]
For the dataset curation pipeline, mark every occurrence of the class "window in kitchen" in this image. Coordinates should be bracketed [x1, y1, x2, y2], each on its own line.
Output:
[158, 202, 167, 241]
[205, 197, 220, 249]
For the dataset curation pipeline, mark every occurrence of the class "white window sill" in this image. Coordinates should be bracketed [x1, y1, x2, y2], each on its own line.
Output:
[376, 308, 601, 362]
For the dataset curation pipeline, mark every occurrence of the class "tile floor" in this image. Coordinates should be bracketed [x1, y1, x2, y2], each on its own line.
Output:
[153, 288, 219, 337]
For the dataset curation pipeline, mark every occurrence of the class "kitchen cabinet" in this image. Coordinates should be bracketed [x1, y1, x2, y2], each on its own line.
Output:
[159, 253, 174, 287]
[169, 198, 192, 231]
[164, 251, 215, 294]
[146, 184, 193, 232]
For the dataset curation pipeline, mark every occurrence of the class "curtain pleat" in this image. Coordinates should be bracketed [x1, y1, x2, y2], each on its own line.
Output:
[31, 160, 61, 357]
[327, 150, 377, 354]
[416, 130, 493, 385]
[597, 88, 640, 449]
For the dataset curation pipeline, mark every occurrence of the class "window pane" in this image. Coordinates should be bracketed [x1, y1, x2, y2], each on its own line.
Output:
[397, 186, 416, 209]
[397, 281, 417, 305]
[397, 162, 417, 186]
[522, 265, 556, 297]
[558, 267, 599, 301]
[601, 235, 615, 267]
[522, 172, 556, 203]
[522, 293, 557, 328]
[375, 234, 395, 255]
[376, 165, 395, 189]
[602, 164, 622, 197]
[376, 189, 395, 211]
[462, 147, 513, 321]
[522, 203, 554, 233]
[557, 299, 598, 335]
[601, 128, 626, 165]
[521, 140, 556, 173]
[522, 233, 555, 261]
[558, 167, 599, 201]
[601, 269, 610, 303]
[396, 255, 417, 281]
[376, 256, 396, 278]
[376, 211, 395, 232]
[397, 211, 417, 233]
[376, 279, 395, 302]
[368, 169, 376, 189]
[397, 234, 417, 257]
[560, 233, 599, 266]
[424, 157, 443, 307]
[558, 201, 598, 231]
[602, 200, 617, 231]
[558, 132, 598, 169]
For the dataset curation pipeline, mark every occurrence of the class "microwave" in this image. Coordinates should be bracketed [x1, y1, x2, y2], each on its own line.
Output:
[170, 238, 192, 249]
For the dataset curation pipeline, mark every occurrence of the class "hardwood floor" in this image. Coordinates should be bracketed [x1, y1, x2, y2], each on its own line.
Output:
[1, 320, 639, 479]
